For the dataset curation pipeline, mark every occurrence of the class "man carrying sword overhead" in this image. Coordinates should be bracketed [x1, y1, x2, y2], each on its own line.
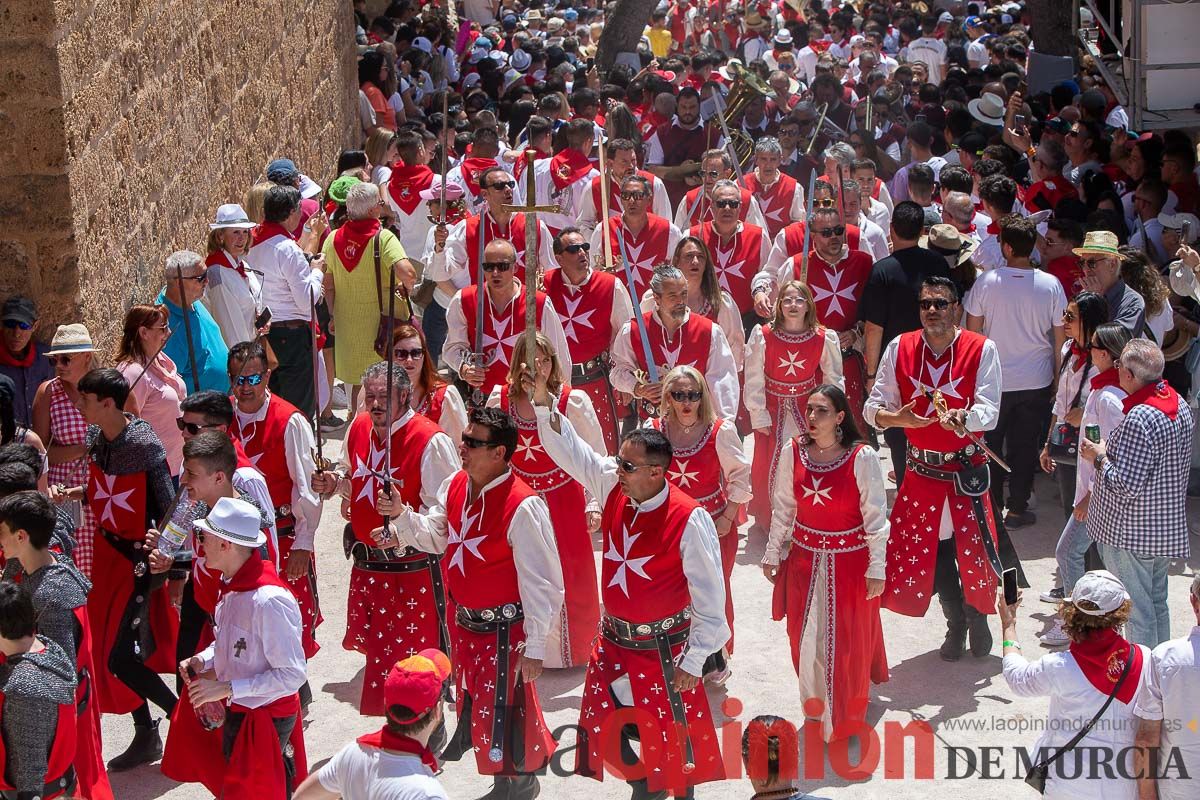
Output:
[865, 276, 1026, 663]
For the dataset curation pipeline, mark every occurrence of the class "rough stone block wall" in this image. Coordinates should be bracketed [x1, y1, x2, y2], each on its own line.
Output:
[0, 0, 357, 349]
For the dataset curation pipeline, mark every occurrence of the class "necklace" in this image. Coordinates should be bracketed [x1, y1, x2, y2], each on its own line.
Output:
[675, 418, 699, 435]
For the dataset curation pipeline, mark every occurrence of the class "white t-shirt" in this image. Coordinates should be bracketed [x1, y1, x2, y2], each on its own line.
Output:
[963, 266, 1067, 391]
[462, 0, 497, 25]
[317, 743, 449, 800]
[902, 37, 947, 83]
[967, 38, 989, 68]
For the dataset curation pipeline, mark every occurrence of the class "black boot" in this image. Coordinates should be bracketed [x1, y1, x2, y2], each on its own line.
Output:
[475, 774, 540, 800]
[965, 603, 993, 657]
[107, 718, 163, 771]
[939, 598, 967, 661]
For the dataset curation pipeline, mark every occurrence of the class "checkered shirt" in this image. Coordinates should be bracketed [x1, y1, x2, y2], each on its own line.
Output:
[1087, 398, 1194, 559]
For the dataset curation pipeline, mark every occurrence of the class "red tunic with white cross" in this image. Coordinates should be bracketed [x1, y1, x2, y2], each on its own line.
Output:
[600, 213, 674, 301]
[883, 329, 1002, 618]
[628, 311, 714, 381]
[792, 249, 873, 333]
[691, 221, 767, 314]
[589, 170, 661, 219]
[742, 171, 800, 239]
[779, 220, 861, 259]
[460, 284, 550, 396]
[463, 211, 540, 284]
[680, 185, 756, 228]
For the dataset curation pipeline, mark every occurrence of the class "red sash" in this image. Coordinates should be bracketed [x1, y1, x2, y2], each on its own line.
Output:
[460, 157, 498, 197]
[357, 728, 438, 770]
[250, 222, 294, 246]
[550, 149, 593, 191]
[1069, 629, 1142, 704]
[1122, 379, 1181, 420]
[331, 218, 381, 272]
[222, 693, 302, 800]
[387, 164, 435, 215]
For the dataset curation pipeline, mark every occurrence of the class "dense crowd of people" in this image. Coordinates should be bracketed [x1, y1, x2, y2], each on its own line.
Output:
[3, 0, 1200, 798]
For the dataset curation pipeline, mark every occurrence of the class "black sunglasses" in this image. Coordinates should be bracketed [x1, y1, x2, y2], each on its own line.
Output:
[486, 180, 516, 190]
[714, 199, 741, 209]
[393, 347, 425, 361]
[814, 225, 846, 237]
[620, 191, 647, 200]
[176, 418, 222, 435]
[482, 261, 514, 272]
[616, 457, 655, 474]
[563, 242, 591, 254]
[2, 320, 32, 331]
[462, 433, 499, 449]
[919, 298, 952, 310]
[180, 273, 209, 283]
[670, 389, 703, 403]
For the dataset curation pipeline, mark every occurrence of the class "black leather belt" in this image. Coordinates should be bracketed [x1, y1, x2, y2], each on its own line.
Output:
[571, 353, 610, 383]
[0, 766, 75, 800]
[602, 609, 691, 645]
[271, 319, 311, 329]
[907, 444, 980, 467]
[455, 601, 525, 633]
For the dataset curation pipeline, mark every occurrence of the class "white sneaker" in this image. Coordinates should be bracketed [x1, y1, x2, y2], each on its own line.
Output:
[331, 384, 348, 410]
[1040, 587, 1066, 604]
[1039, 619, 1070, 647]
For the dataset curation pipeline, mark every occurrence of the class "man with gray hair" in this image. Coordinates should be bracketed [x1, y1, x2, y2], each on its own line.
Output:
[611, 265, 741, 421]
[1133, 573, 1200, 798]
[941, 191, 984, 250]
[320, 181, 414, 411]
[674, 148, 767, 230]
[1081, 339, 1194, 647]
[744, 136, 807, 240]
[157, 250, 230, 392]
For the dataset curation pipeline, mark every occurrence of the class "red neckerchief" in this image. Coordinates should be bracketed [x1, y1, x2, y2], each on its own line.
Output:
[357, 727, 438, 771]
[0, 343, 35, 368]
[1069, 628, 1141, 704]
[1069, 341, 1089, 367]
[387, 164, 436, 215]
[985, 220, 1000, 236]
[250, 222, 294, 247]
[810, 39, 831, 53]
[1090, 367, 1122, 391]
[218, 551, 289, 602]
[513, 148, 549, 181]
[460, 157, 498, 197]
[205, 249, 248, 282]
[1122, 379, 1181, 420]
[332, 218, 381, 272]
[550, 149, 593, 191]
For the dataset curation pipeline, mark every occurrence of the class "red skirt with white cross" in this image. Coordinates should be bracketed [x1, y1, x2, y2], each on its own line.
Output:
[343, 562, 444, 716]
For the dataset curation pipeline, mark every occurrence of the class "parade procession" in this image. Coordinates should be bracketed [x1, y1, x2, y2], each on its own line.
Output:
[5, 0, 1200, 798]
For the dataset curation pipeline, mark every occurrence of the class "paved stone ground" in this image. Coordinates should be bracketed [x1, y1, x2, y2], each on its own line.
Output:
[103, 425, 1200, 798]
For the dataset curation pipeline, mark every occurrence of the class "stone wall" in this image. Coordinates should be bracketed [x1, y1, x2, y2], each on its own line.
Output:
[0, 0, 357, 349]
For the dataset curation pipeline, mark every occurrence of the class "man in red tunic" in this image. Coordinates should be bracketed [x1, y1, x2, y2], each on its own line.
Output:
[444, 239, 571, 403]
[577, 139, 672, 231]
[865, 277, 1025, 662]
[690, 180, 772, 321]
[544, 228, 635, 454]
[674, 149, 766, 232]
[611, 266, 742, 423]
[444, 166, 557, 286]
[741, 137, 806, 240]
[588, 174, 683, 302]
[388, 407, 563, 800]
[753, 205, 874, 431]
[227, 342, 324, 677]
[312, 363, 460, 716]
[531, 374, 729, 799]
[645, 87, 721, 207]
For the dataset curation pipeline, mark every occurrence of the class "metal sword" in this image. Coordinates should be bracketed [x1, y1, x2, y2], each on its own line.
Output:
[923, 389, 1011, 472]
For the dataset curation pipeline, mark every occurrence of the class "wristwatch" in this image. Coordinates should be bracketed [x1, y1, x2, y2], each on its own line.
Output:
[1093, 453, 1106, 470]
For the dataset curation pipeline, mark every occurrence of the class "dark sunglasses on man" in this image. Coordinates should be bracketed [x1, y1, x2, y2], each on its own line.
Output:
[2, 320, 32, 331]
[714, 199, 741, 209]
[176, 418, 223, 435]
[482, 261, 514, 273]
[918, 298, 952, 311]
[563, 242, 591, 254]
[461, 433, 500, 449]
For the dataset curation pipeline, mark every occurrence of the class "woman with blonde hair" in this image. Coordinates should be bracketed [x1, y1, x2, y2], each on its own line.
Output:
[31, 324, 98, 576]
[203, 203, 261, 346]
[642, 237, 746, 370]
[999, 570, 1150, 798]
[364, 127, 398, 185]
[113, 304, 186, 476]
[652, 364, 750, 682]
[761, 384, 890, 742]
[243, 180, 274, 224]
[488, 333, 604, 668]
[1118, 245, 1173, 343]
[744, 280, 843, 534]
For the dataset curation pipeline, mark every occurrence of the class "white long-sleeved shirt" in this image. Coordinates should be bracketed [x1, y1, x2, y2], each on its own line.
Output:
[743, 325, 843, 431]
[518, 157, 598, 236]
[864, 331, 1002, 540]
[856, 213, 890, 261]
[336, 409, 461, 513]
[233, 394, 323, 550]
[533, 404, 729, 676]
[711, 419, 752, 506]
[441, 280, 572, 380]
[762, 441, 890, 579]
[198, 581, 307, 708]
[1003, 647, 1152, 800]
[672, 193, 768, 233]
[638, 289, 746, 372]
[442, 212, 558, 289]
[391, 470, 564, 661]
[421, 226, 471, 311]
[203, 255, 262, 347]
[244, 235, 323, 323]
[610, 309, 741, 422]
[1074, 383, 1128, 506]
[576, 177, 672, 234]
[1132, 626, 1200, 800]
[383, 193, 433, 267]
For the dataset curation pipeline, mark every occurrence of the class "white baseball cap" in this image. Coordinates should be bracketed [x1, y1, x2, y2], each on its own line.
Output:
[1069, 570, 1131, 615]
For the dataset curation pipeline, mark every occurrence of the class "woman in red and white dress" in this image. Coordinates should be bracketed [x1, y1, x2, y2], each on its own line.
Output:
[652, 364, 750, 681]
[487, 332, 604, 669]
[390, 324, 467, 443]
[744, 280, 842, 534]
[203, 203, 261, 347]
[761, 384, 889, 742]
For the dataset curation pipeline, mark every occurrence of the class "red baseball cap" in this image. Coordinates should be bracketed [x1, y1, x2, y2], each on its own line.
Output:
[383, 649, 452, 722]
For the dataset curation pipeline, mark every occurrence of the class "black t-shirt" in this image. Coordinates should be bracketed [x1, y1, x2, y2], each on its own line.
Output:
[858, 245, 952, 348]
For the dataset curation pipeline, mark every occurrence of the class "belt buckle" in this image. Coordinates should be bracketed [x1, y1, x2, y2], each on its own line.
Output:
[635, 623, 652, 636]
[661, 616, 676, 630]
[964, 444, 977, 457]
[501, 603, 517, 620]
[277, 504, 292, 518]
[481, 609, 496, 622]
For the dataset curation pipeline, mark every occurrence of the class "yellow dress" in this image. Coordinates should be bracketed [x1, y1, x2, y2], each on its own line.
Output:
[322, 229, 407, 383]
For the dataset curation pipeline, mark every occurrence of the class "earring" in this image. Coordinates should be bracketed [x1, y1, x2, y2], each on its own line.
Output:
[835, 424, 844, 442]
